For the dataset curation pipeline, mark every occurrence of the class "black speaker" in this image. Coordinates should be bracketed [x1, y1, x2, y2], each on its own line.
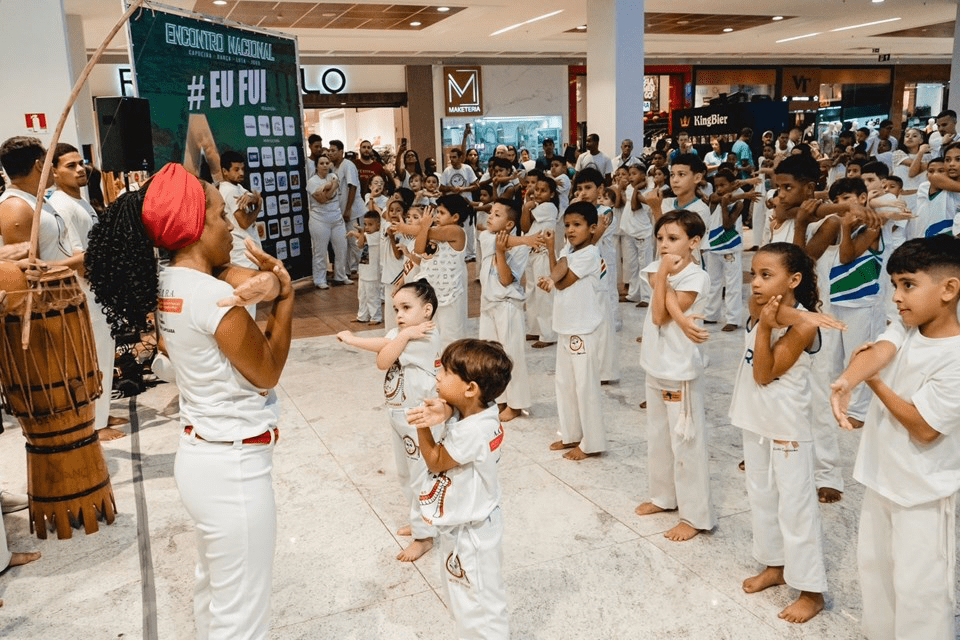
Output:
[94, 97, 154, 173]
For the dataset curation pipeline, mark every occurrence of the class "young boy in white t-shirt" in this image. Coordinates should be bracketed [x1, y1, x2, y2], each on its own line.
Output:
[538, 201, 607, 461]
[703, 169, 747, 330]
[648, 153, 711, 264]
[407, 339, 513, 640]
[636, 209, 715, 542]
[621, 163, 654, 305]
[348, 212, 383, 323]
[832, 235, 960, 640]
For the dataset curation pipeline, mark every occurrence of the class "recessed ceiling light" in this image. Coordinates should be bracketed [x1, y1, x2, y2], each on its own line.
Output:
[410, 21, 422, 26]
[213, 0, 227, 5]
[576, 24, 586, 29]
[772, 16, 783, 21]
[872, 0, 884, 3]
[438, 6, 450, 11]
[723, 27, 733, 32]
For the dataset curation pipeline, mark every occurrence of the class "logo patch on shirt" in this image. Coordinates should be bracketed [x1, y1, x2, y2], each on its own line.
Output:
[489, 425, 504, 451]
[420, 473, 452, 521]
[157, 297, 183, 313]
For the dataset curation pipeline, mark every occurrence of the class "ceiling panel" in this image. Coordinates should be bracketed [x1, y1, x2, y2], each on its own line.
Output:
[875, 21, 955, 38]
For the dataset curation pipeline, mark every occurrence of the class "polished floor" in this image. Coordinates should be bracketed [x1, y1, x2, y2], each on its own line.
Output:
[0, 258, 957, 639]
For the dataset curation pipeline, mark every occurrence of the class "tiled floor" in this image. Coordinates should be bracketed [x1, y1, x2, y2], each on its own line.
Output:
[1, 256, 957, 639]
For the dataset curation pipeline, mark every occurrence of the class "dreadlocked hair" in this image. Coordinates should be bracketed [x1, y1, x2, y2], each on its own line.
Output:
[757, 242, 821, 312]
[85, 189, 160, 339]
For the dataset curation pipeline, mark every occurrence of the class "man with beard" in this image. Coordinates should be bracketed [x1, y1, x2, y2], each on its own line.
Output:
[355, 139, 385, 196]
[574, 133, 613, 180]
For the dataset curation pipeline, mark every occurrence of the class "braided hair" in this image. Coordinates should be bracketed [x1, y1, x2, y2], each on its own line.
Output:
[757, 242, 821, 312]
[84, 189, 159, 339]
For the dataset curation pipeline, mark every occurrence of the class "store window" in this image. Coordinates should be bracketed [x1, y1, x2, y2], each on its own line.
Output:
[442, 115, 563, 162]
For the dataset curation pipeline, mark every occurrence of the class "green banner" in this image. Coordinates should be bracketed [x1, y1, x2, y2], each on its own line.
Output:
[129, 7, 311, 279]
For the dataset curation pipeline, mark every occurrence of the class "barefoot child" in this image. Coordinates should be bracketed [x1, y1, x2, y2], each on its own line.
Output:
[407, 339, 513, 640]
[522, 174, 559, 348]
[731, 242, 841, 624]
[478, 198, 538, 421]
[392, 195, 469, 349]
[832, 235, 960, 640]
[635, 210, 715, 541]
[337, 280, 442, 562]
[538, 201, 607, 460]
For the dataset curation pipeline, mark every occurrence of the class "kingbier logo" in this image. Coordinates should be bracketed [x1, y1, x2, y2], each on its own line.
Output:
[693, 114, 729, 127]
[679, 115, 691, 128]
[444, 66, 483, 116]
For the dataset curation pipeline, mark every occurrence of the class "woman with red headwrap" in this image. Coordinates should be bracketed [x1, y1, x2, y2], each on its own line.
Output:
[86, 163, 293, 639]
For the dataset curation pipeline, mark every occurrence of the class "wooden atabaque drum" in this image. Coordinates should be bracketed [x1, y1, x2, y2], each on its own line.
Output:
[0, 265, 116, 539]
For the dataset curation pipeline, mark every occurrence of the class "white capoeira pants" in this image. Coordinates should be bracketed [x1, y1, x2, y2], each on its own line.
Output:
[597, 298, 620, 382]
[175, 432, 277, 640]
[389, 409, 438, 540]
[741, 433, 827, 593]
[478, 300, 531, 410]
[524, 249, 556, 342]
[858, 489, 957, 640]
[436, 293, 467, 351]
[808, 327, 844, 492]
[308, 214, 348, 285]
[357, 279, 383, 322]
[620, 234, 651, 303]
[645, 376, 715, 531]
[704, 251, 744, 326]
[753, 200, 767, 249]
[831, 304, 881, 421]
[555, 331, 606, 454]
[438, 507, 509, 640]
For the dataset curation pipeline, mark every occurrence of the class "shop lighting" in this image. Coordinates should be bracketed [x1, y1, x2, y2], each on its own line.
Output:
[438, 6, 450, 11]
[772, 16, 783, 21]
[831, 17, 900, 32]
[576, 25, 587, 29]
[410, 21, 422, 26]
[776, 32, 820, 43]
[213, 0, 227, 4]
[490, 9, 563, 36]
[723, 27, 733, 32]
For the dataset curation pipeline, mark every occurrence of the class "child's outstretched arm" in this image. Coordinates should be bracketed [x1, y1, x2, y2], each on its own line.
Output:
[407, 398, 460, 474]
[336, 331, 391, 355]
[751, 295, 819, 385]
[830, 334, 901, 430]
[375, 321, 436, 370]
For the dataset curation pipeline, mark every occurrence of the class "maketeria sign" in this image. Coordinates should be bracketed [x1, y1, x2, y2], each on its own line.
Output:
[128, 8, 311, 279]
[670, 103, 789, 141]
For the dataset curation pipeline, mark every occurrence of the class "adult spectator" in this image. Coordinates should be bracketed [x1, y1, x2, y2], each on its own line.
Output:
[613, 138, 641, 171]
[574, 133, 613, 178]
[534, 137, 559, 172]
[218, 150, 264, 312]
[355, 140, 385, 195]
[328, 139, 364, 273]
[731, 127, 755, 179]
[305, 134, 323, 180]
[930, 109, 957, 156]
[393, 143, 422, 190]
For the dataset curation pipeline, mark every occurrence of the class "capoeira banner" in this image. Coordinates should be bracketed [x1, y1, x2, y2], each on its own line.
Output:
[128, 5, 312, 279]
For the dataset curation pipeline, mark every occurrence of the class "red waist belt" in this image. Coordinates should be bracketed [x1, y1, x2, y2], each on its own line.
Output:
[183, 425, 279, 445]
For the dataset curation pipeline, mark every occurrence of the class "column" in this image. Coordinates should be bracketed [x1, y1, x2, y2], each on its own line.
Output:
[0, 0, 81, 148]
[586, 0, 644, 159]
[950, 3, 960, 115]
[405, 65, 437, 161]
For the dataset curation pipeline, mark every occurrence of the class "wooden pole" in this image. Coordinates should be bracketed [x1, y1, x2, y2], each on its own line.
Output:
[22, 0, 147, 348]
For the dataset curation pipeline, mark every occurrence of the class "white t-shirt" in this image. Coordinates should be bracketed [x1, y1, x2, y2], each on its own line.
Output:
[335, 159, 364, 220]
[729, 316, 820, 441]
[639, 260, 709, 381]
[157, 266, 280, 441]
[365, 193, 388, 213]
[854, 322, 960, 507]
[552, 244, 603, 335]
[219, 181, 262, 269]
[380, 228, 405, 286]
[419, 404, 503, 527]
[553, 173, 571, 213]
[663, 196, 711, 250]
[574, 151, 613, 177]
[47, 189, 96, 250]
[418, 240, 465, 307]
[383, 327, 441, 409]
[357, 230, 381, 281]
[527, 202, 558, 235]
[478, 230, 528, 306]
[909, 183, 955, 239]
[440, 165, 477, 202]
[620, 186, 654, 240]
[306, 173, 341, 221]
[0, 188, 78, 261]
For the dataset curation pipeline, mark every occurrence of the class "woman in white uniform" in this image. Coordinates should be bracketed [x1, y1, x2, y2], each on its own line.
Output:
[86, 163, 293, 640]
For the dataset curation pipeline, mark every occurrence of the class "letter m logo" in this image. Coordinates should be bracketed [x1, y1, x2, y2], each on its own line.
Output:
[444, 66, 483, 115]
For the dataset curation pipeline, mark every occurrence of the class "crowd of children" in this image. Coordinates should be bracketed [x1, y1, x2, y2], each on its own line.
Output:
[323, 125, 960, 639]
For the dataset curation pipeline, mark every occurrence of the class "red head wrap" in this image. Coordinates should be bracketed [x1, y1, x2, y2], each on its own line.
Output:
[141, 163, 205, 250]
